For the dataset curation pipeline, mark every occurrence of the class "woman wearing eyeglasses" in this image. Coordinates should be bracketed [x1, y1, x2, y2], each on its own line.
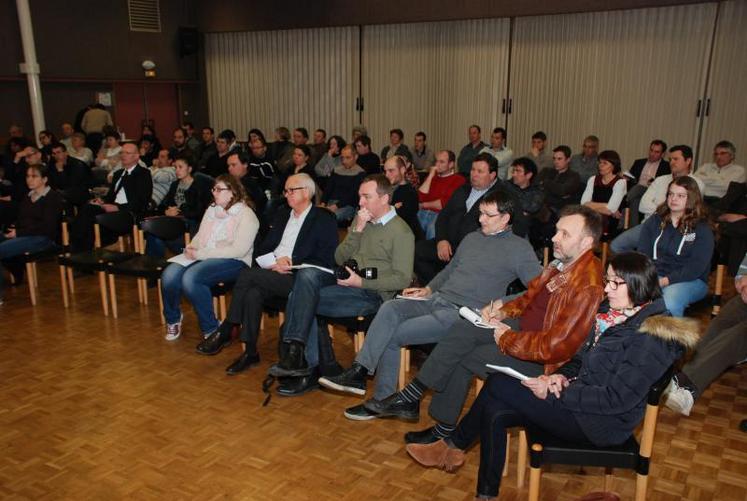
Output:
[161, 174, 259, 341]
[637, 176, 714, 317]
[405, 252, 698, 501]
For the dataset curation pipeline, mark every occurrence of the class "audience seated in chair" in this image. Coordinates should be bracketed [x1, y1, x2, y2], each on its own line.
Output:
[204, 129, 239, 179]
[195, 126, 217, 171]
[69, 142, 153, 252]
[372, 206, 605, 444]
[479, 127, 513, 180]
[712, 181, 747, 276]
[405, 252, 698, 501]
[319, 145, 366, 224]
[227, 151, 268, 220]
[309, 129, 328, 168]
[414, 152, 507, 284]
[505, 157, 544, 238]
[695, 140, 745, 207]
[168, 127, 196, 168]
[383, 156, 423, 240]
[664, 252, 747, 416]
[48, 142, 92, 209]
[525, 130, 553, 172]
[149, 149, 177, 208]
[146, 157, 214, 258]
[409, 131, 435, 174]
[247, 137, 277, 197]
[353, 135, 381, 175]
[569, 135, 600, 184]
[67, 132, 93, 166]
[268, 174, 414, 397]
[417, 150, 465, 240]
[314, 135, 346, 190]
[92, 128, 122, 185]
[637, 176, 714, 317]
[318, 190, 542, 420]
[380, 128, 412, 164]
[611, 144, 704, 253]
[0, 164, 63, 300]
[457, 125, 487, 176]
[194, 173, 338, 375]
[581, 149, 627, 236]
[161, 174, 259, 341]
[534, 145, 582, 246]
[624, 139, 670, 227]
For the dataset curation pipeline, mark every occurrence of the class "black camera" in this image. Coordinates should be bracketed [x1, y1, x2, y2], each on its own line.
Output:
[335, 259, 378, 280]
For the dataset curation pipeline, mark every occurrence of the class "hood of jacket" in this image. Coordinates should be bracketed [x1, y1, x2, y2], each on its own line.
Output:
[639, 315, 700, 349]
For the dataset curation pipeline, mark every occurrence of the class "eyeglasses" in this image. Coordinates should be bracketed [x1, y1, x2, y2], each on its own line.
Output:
[604, 277, 627, 290]
[666, 191, 687, 200]
[211, 186, 230, 193]
[283, 187, 306, 195]
[478, 211, 502, 218]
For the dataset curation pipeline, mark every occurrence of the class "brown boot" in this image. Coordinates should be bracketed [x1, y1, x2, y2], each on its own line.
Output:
[406, 439, 465, 472]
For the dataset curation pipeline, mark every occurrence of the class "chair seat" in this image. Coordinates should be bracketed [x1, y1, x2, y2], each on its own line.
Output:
[107, 255, 169, 279]
[320, 314, 375, 331]
[528, 429, 640, 470]
[4, 245, 62, 264]
[59, 249, 135, 271]
[211, 281, 235, 296]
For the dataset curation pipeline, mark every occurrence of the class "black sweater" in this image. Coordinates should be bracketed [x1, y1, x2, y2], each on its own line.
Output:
[16, 189, 64, 241]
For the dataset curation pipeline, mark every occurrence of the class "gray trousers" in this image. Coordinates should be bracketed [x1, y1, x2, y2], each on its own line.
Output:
[684, 294, 747, 398]
[356, 293, 462, 400]
[418, 317, 544, 426]
[626, 184, 648, 227]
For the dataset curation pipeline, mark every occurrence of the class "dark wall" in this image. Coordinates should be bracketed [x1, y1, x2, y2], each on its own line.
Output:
[0, 0, 205, 140]
[197, 0, 711, 32]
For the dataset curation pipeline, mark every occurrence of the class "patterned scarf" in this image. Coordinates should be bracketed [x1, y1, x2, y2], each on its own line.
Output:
[592, 303, 648, 345]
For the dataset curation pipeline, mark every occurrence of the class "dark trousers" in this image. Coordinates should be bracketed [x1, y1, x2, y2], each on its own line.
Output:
[70, 203, 107, 252]
[414, 239, 446, 285]
[450, 374, 587, 498]
[221, 267, 294, 355]
[418, 318, 544, 425]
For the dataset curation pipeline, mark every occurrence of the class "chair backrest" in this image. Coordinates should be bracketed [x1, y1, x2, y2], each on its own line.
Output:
[141, 216, 188, 242]
[95, 211, 135, 237]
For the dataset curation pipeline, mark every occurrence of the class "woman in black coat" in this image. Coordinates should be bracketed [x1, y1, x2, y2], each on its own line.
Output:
[406, 252, 700, 500]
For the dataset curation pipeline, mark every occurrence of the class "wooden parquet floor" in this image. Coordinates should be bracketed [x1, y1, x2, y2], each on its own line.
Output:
[1, 261, 746, 500]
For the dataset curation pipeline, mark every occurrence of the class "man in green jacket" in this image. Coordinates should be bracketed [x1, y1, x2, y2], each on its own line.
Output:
[269, 174, 415, 396]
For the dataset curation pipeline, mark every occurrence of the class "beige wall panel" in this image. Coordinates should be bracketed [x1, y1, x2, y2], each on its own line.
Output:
[205, 26, 359, 140]
[699, 0, 747, 167]
[508, 3, 716, 169]
[362, 19, 510, 155]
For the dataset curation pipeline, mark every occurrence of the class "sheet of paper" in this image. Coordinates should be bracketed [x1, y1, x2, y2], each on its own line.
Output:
[458, 306, 496, 329]
[167, 253, 197, 267]
[395, 294, 429, 301]
[256, 252, 277, 269]
[290, 263, 334, 274]
[485, 364, 530, 381]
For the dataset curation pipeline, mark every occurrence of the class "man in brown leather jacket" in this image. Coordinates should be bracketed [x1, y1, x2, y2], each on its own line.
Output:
[364, 205, 605, 444]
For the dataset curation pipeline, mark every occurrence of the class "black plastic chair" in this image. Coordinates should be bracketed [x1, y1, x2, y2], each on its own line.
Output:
[105, 216, 189, 320]
[4, 243, 62, 306]
[58, 211, 137, 315]
[526, 366, 674, 501]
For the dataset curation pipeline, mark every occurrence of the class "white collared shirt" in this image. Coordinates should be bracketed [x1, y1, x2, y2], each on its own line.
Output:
[114, 165, 137, 205]
[274, 203, 312, 258]
[373, 206, 397, 226]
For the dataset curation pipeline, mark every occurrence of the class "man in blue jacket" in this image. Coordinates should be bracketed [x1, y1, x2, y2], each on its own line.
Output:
[195, 173, 338, 374]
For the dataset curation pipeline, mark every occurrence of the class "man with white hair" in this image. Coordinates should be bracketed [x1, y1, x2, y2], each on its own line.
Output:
[196, 173, 338, 375]
[696, 140, 745, 204]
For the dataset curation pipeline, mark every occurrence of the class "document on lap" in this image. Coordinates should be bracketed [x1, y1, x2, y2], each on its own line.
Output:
[167, 253, 198, 267]
[485, 364, 530, 381]
[395, 294, 429, 301]
[459, 306, 497, 329]
[256, 252, 277, 269]
[290, 263, 334, 274]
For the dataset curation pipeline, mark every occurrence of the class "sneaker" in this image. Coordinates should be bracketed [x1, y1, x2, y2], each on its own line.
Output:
[165, 315, 183, 341]
[663, 377, 695, 416]
[364, 392, 420, 421]
[318, 362, 368, 396]
[344, 403, 380, 421]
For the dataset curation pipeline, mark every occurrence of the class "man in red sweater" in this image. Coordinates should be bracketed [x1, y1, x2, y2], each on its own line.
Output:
[417, 150, 466, 239]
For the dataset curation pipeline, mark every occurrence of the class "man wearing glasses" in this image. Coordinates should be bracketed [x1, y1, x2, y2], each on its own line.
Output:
[195, 173, 337, 375]
[319, 190, 542, 420]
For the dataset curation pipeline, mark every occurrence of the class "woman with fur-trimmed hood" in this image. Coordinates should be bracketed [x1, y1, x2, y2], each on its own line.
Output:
[405, 252, 700, 500]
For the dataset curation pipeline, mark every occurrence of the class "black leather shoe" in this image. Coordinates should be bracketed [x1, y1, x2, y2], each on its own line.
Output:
[404, 426, 440, 444]
[364, 392, 420, 422]
[225, 351, 260, 375]
[344, 403, 380, 421]
[318, 362, 368, 396]
[195, 329, 231, 355]
[269, 340, 310, 377]
[276, 369, 320, 397]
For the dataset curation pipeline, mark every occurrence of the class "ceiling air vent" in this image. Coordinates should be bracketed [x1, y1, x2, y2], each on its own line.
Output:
[128, 0, 162, 33]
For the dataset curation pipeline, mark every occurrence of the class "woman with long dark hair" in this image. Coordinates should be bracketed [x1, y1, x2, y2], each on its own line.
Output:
[405, 252, 698, 500]
[637, 176, 714, 316]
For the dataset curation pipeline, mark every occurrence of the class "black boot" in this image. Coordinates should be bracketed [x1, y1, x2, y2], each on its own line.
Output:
[276, 368, 320, 397]
[268, 340, 310, 377]
[195, 323, 232, 355]
[404, 427, 440, 444]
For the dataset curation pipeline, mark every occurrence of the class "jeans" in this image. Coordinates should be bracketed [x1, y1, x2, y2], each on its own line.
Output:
[281, 267, 382, 368]
[161, 258, 247, 335]
[661, 279, 708, 317]
[610, 224, 643, 253]
[416, 209, 438, 240]
[450, 374, 587, 498]
[0, 235, 55, 294]
[356, 294, 462, 399]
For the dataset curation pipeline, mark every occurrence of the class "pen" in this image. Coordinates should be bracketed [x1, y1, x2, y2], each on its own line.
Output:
[489, 299, 494, 316]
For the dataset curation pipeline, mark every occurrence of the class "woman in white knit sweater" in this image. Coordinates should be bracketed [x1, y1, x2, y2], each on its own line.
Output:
[161, 174, 259, 341]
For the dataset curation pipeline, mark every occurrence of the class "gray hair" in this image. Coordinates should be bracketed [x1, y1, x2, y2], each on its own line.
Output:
[352, 124, 368, 136]
[714, 140, 736, 157]
[289, 172, 316, 197]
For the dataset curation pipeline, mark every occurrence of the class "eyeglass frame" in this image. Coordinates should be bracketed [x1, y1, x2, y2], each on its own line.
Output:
[603, 277, 627, 290]
[283, 186, 307, 195]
